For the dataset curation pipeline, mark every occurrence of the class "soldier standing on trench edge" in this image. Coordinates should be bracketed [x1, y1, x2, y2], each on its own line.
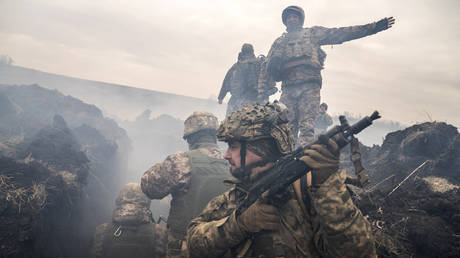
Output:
[266, 5, 395, 146]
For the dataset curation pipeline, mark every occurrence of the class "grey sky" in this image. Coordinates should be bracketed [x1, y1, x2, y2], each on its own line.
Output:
[1, 0, 459, 126]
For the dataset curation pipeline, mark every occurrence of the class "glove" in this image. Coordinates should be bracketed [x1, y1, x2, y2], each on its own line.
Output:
[374, 17, 395, 33]
[299, 138, 339, 185]
[236, 200, 279, 233]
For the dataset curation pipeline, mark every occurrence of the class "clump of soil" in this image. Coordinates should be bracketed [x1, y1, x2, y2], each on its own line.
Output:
[347, 122, 460, 257]
[0, 84, 130, 257]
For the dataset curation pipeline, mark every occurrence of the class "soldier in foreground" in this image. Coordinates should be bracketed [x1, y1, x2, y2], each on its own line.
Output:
[267, 5, 395, 146]
[187, 102, 376, 257]
[218, 43, 277, 116]
[141, 112, 230, 257]
[315, 102, 333, 135]
[90, 183, 166, 258]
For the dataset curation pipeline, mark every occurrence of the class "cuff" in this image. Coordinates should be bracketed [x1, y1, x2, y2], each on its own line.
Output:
[218, 210, 249, 240]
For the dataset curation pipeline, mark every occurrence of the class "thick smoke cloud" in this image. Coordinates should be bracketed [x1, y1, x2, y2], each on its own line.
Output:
[0, 0, 459, 126]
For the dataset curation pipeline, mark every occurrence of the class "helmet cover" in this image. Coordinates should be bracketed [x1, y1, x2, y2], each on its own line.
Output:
[183, 112, 219, 139]
[282, 5, 305, 27]
[217, 102, 294, 155]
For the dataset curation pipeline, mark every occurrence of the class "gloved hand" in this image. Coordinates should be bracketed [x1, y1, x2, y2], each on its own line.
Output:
[236, 200, 279, 233]
[218, 99, 223, 104]
[299, 138, 339, 185]
[374, 17, 395, 33]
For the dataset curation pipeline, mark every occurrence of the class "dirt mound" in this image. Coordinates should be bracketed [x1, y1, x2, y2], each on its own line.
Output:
[365, 122, 458, 190]
[0, 84, 130, 257]
[0, 144, 86, 257]
[349, 122, 460, 257]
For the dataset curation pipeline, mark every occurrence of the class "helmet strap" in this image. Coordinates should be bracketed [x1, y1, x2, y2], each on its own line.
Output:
[234, 141, 250, 180]
[240, 141, 247, 170]
[236, 141, 274, 181]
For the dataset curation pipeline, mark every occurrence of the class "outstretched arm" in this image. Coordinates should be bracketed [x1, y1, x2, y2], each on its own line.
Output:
[314, 17, 395, 45]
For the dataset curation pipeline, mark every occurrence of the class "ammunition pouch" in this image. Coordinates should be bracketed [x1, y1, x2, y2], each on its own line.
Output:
[267, 56, 283, 82]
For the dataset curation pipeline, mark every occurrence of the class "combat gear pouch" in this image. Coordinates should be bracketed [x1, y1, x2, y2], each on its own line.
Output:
[102, 223, 157, 258]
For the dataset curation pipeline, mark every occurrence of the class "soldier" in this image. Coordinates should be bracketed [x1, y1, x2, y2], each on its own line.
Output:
[218, 43, 277, 116]
[314, 102, 333, 135]
[90, 183, 167, 258]
[267, 6, 395, 146]
[187, 102, 376, 257]
[141, 112, 230, 257]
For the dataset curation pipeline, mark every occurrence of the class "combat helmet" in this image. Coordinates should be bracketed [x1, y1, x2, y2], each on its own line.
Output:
[113, 183, 152, 224]
[282, 5, 305, 27]
[183, 112, 219, 139]
[320, 102, 328, 110]
[217, 101, 294, 155]
[218, 102, 294, 177]
[241, 43, 254, 55]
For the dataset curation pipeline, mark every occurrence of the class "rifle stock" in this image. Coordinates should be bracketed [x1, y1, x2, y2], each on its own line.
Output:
[235, 111, 381, 216]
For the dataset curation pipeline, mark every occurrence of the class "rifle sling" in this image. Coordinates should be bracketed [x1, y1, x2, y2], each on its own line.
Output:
[293, 172, 312, 216]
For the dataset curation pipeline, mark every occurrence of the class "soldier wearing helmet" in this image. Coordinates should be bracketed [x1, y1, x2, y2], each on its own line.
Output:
[267, 5, 395, 146]
[141, 112, 230, 258]
[218, 43, 277, 116]
[187, 102, 376, 257]
[90, 183, 167, 258]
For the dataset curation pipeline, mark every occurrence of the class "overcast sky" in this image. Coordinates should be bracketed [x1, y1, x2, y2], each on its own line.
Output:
[1, 0, 459, 126]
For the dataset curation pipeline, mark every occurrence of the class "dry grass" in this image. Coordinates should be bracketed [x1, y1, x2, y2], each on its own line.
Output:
[423, 176, 459, 193]
[0, 174, 47, 213]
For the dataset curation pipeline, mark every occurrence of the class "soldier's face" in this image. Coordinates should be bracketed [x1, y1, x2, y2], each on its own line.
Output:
[286, 13, 301, 28]
[224, 141, 264, 176]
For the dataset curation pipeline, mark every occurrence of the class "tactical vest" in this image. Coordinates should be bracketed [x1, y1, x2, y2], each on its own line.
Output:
[102, 223, 157, 258]
[167, 149, 230, 240]
[277, 29, 326, 73]
[230, 58, 261, 98]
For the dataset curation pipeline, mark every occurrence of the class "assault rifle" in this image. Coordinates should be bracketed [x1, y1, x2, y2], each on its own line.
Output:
[235, 111, 381, 216]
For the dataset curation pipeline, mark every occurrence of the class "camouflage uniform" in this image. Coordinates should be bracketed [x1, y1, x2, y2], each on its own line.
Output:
[267, 6, 394, 146]
[90, 183, 167, 258]
[314, 112, 333, 135]
[219, 44, 277, 116]
[141, 112, 230, 258]
[186, 103, 376, 258]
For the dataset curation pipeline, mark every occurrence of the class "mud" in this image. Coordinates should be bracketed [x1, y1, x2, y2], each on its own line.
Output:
[0, 84, 130, 258]
[346, 122, 460, 257]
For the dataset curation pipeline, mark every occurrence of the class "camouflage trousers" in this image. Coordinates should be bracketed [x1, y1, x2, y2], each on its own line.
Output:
[280, 82, 320, 147]
[226, 96, 260, 117]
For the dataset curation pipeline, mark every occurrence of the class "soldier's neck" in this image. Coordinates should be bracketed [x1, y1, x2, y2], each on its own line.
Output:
[188, 140, 217, 150]
[286, 25, 302, 33]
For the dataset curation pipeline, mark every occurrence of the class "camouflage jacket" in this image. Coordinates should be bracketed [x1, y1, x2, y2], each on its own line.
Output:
[187, 170, 376, 258]
[315, 112, 333, 132]
[267, 22, 380, 86]
[219, 56, 276, 102]
[141, 143, 224, 199]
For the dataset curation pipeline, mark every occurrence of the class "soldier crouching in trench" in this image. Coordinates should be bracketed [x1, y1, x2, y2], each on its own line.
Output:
[186, 102, 376, 257]
[90, 183, 167, 258]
